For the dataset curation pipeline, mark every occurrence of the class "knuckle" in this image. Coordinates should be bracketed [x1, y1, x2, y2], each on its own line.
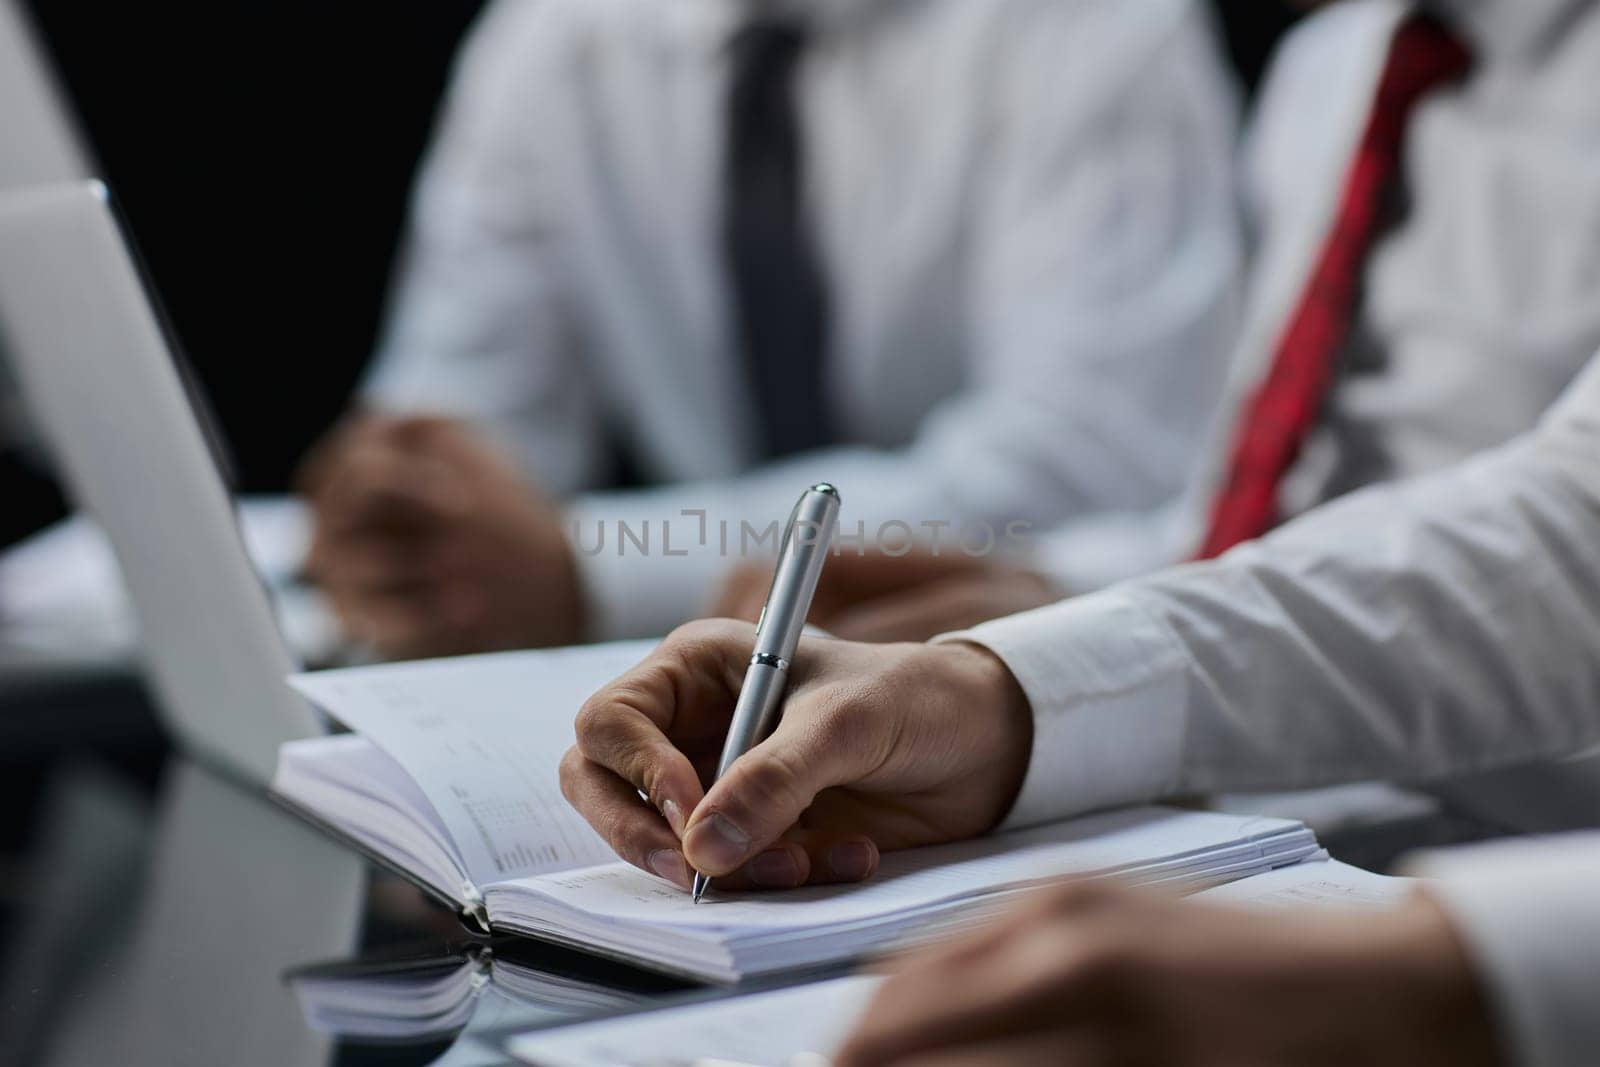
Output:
[574, 692, 641, 753]
[658, 621, 749, 691]
[557, 747, 586, 799]
[665, 618, 725, 647]
[637, 742, 681, 801]
[572, 696, 609, 744]
[596, 811, 650, 870]
[576, 700, 639, 754]
[669, 616, 750, 652]
[574, 693, 676, 795]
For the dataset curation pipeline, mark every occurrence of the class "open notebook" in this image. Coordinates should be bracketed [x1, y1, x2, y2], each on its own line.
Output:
[275, 643, 1321, 983]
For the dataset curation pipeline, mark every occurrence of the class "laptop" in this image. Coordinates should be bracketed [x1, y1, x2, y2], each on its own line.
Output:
[0, 0, 94, 456]
[0, 181, 324, 786]
[0, 0, 92, 189]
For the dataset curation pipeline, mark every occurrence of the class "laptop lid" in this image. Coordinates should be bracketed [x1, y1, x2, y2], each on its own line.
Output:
[0, 0, 92, 188]
[0, 181, 323, 786]
[0, 0, 94, 456]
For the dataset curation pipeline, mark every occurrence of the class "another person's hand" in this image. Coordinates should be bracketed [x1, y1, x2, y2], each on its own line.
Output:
[300, 414, 583, 658]
[825, 568, 1061, 642]
[559, 619, 1032, 891]
[836, 881, 1503, 1067]
[709, 549, 1060, 642]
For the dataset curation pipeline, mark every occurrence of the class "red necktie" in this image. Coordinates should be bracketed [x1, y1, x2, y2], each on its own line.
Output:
[1194, 14, 1471, 560]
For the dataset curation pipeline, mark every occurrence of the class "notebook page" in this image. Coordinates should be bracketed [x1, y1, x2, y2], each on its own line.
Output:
[1196, 859, 1409, 908]
[499, 808, 1306, 932]
[507, 976, 881, 1067]
[290, 641, 656, 886]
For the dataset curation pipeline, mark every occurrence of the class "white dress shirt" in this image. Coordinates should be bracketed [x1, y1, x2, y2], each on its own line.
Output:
[951, 352, 1600, 1067]
[990, 12, 1600, 1058]
[362, 0, 1243, 638]
[1033, 0, 1600, 592]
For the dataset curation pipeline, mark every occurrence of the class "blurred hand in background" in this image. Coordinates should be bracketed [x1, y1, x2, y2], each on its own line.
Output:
[560, 619, 1032, 891]
[299, 414, 583, 659]
[708, 549, 1061, 642]
[836, 881, 1501, 1067]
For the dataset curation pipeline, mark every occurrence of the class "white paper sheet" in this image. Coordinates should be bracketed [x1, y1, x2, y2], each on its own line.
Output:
[1195, 857, 1410, 908]
[508, 976, 881, 1067]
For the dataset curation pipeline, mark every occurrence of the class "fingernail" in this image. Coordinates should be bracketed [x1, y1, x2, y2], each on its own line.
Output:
[684, 813, 751, 874]
[661, 798, 686, 839]
[747, 849, 802, 888]
[827, 841, 877, 881]
[648, 849, 692, 890]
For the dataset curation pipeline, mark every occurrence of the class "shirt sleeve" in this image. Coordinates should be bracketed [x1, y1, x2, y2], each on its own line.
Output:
[948, 352, 1600, 829]
[572, 0, 1244, 639]
[1409, 834, 1600, 1067]
[935, 590, 1191, 827]
[360, 1, 608, 496]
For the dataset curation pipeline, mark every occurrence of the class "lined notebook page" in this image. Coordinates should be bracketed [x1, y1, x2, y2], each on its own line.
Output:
[290, 642, 656, 885]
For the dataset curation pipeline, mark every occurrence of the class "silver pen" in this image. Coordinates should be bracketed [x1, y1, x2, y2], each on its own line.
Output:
[692, 483, 841, 903]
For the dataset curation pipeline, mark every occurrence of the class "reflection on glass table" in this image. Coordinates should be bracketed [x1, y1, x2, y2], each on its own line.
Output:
[288, 936, 690, 1066]
[0, 757, 721, 1067]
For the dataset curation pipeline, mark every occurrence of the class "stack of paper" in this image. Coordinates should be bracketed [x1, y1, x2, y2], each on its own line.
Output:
[481, 808, 1319, 983]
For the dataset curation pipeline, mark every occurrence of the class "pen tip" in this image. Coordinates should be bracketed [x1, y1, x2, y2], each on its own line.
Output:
[691, 873, 708, 904]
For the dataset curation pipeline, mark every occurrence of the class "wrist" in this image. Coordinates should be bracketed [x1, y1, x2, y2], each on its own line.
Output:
[942, 640, 1034, 829]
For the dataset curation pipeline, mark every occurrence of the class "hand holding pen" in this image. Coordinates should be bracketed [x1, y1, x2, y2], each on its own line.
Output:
[561, 483, 1034, 895]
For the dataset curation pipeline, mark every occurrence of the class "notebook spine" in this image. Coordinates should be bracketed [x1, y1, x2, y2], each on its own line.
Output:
[269, 788, 493, 937]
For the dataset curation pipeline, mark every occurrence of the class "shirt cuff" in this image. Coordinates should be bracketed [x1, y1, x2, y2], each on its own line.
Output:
[1410, 834, 1600, 1067]
[936, 589, 1190, 830]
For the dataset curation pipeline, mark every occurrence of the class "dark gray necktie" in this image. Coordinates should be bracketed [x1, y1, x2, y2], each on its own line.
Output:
[723, 18, 833, 459]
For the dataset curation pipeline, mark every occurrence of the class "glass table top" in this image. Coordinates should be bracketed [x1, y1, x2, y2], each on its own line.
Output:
[0, 752, 761, 1067]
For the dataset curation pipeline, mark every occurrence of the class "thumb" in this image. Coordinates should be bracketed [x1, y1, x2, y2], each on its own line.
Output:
[682, 718, 858, 877]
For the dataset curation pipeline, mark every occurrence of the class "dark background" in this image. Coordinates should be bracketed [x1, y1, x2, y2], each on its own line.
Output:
[1, 0, 1302, 548]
